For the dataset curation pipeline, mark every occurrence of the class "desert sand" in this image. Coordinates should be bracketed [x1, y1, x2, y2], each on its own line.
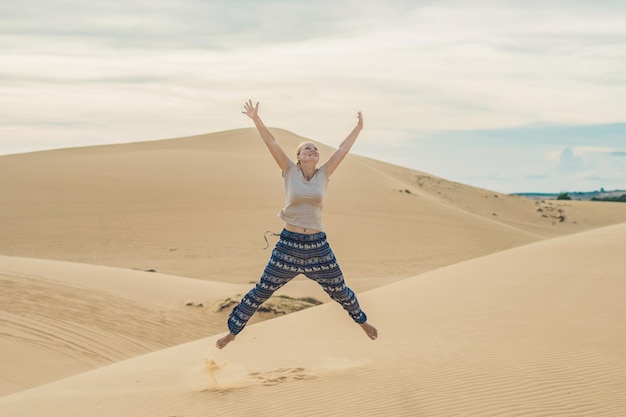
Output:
[2, 128, 626, 416]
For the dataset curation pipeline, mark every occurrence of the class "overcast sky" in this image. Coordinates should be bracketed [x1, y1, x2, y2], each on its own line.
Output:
[2, 0, 625, 193]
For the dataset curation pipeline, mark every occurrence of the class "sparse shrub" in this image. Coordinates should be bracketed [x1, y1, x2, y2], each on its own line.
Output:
[591, 194, 626, 203]
[556, 193, 571, 200]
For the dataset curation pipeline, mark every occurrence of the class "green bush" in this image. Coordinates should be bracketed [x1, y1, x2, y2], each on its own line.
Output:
[591, 194, 626, 203]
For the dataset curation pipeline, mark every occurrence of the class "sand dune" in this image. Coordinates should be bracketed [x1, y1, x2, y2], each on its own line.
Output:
[1, 223, 625, 416]
[2, 129, 626, 416]
[2, 129, 626, 289]
[0, 255, 319, 395]
[0, 257, 228, 395]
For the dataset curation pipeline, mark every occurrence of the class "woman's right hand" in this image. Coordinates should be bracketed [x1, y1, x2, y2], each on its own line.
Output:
[242, 99, 259, 119]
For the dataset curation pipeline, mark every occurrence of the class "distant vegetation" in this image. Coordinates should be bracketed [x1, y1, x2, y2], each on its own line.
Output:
[514, 189, 626, 202]
[591, 194, 626, 203]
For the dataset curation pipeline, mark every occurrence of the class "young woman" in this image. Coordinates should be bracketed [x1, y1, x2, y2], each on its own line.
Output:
[216, 100, 378, 349]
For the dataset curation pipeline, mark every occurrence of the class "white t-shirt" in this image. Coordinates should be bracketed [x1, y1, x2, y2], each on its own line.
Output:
[278, 160, 329, 231]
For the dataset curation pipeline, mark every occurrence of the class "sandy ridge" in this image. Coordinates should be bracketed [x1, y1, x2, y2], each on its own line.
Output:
[3, 130, 626, 285]
[1, 223, 625, 416]
[2, 130, 626, 416]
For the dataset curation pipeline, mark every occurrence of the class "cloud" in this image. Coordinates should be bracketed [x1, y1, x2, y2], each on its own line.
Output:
[557, 147, 586, 172]
[546, 145, 626, 191]
[351, 124, 626, 193]
[1, 0, 626, 195]
[0, 0, 421, 50]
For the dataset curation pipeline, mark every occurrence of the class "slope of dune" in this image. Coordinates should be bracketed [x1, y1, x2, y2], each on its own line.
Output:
[1, 222, 625, 417]
[3, 128, 626, 413]
[0, 258, 222, 395]
[0, 255, 318, 396]
[2, 129, 626, 290]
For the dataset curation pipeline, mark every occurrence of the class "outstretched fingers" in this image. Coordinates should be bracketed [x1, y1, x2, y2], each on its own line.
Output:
[242, 99, 259, 118]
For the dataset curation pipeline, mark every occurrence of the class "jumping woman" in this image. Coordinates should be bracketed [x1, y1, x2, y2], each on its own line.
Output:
[216, 100, 378, 349]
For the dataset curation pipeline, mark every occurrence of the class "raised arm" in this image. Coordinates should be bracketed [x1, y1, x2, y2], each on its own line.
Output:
[243, 100, 289, 172]
[325, 111, 363, 177]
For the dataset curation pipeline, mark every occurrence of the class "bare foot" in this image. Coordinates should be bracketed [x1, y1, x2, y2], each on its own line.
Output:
[360, 322, 378, 340]
[216, 332, 236, 349]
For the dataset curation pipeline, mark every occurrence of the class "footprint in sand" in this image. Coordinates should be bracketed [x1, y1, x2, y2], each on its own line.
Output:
[198, 362, 311, 391]
[249, 367, 313, 386]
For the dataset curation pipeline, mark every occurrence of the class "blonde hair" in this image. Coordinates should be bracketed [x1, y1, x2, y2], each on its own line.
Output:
[295, 141, 317, 166]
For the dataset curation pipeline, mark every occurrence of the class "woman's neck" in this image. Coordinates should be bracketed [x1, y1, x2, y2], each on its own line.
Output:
[300, 163, 317, 180]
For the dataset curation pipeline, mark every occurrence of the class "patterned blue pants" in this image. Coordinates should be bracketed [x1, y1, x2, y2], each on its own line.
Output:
[227, 229, 367, 335]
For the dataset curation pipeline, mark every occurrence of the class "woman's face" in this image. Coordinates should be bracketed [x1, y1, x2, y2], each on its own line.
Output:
[297, 142, 319, 164]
